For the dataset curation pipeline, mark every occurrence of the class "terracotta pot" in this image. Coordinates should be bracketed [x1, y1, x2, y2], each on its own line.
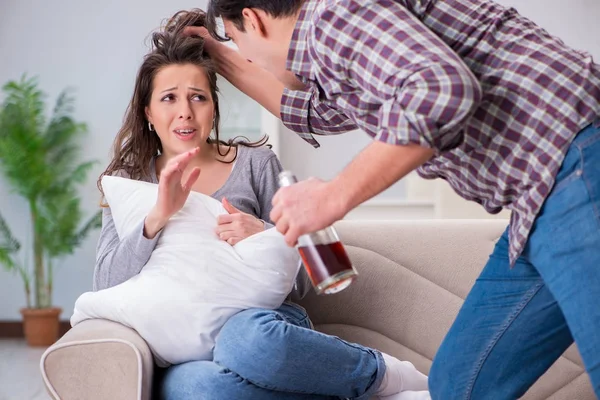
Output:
[20, 307, 62, 347]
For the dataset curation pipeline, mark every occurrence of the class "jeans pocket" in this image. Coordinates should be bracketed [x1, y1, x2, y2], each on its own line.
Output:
[577, 130, 600, 223]
[551, 122, 600, 195]
[575, 126, 600, 150]
[549, 168, 582, 196]
[542, 128, 600, 234]
[548, 149, 583, 196]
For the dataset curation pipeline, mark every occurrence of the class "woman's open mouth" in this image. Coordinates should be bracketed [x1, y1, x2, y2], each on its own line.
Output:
[173, 127, 197, 141]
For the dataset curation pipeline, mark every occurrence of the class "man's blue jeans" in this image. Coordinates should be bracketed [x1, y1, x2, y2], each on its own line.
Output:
[158, 302, 385, 399]
[429, 120, 600, 399]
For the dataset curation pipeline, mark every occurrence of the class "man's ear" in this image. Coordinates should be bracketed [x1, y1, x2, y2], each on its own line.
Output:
[241, 8, 268, 38]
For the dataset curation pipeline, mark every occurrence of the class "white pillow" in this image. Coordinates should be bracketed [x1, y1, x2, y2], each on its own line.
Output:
[71, 176, 300, 367]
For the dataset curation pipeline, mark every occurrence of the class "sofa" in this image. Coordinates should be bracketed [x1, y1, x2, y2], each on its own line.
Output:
[40, 219, 594, 399]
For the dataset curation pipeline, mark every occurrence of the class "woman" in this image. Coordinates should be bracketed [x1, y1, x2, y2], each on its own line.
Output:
[94, 9, 430, 400]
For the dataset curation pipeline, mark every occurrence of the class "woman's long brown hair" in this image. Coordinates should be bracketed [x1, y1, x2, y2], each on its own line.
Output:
[97, 9, 268, 197]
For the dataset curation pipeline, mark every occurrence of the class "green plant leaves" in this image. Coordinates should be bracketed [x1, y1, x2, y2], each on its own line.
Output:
[0, 74, 101, 308]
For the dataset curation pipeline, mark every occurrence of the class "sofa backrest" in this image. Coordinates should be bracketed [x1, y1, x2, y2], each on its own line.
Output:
[295, 219, 592, 400]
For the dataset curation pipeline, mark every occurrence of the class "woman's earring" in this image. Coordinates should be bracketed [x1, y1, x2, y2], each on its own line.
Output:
[148, 122, 154, 132]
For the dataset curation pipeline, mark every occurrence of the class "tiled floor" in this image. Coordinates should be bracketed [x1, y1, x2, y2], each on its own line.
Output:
[0, 340, 50, 400]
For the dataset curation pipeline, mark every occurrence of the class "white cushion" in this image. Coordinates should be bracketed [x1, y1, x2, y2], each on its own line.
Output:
[70, 176, 300, 367]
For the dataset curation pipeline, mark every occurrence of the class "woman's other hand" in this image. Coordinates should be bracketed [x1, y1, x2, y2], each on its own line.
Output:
[216, 198, 264, 245]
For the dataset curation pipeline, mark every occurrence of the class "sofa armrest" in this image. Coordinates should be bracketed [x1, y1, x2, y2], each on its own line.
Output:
[40, 319, 154, 400]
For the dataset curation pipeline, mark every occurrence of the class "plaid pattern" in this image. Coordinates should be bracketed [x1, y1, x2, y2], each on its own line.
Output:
[280, 0, 600, 264]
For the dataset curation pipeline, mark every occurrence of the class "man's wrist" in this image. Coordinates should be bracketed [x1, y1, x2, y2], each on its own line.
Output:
[325, 178, 353, 221]
[213, 46, 246, 81]
[215, 50, 284, 118]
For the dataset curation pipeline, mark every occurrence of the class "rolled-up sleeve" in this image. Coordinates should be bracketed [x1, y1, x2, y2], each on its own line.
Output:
[280, 86, 359, 148]
[310, 0, 482, 153]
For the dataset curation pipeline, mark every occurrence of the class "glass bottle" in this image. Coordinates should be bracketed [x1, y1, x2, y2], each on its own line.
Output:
[277, 171, 358, 295]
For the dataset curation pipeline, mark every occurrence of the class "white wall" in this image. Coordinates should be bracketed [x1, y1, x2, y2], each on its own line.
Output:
[0, 0, 213, 320]
[279, 118, 407, 200]
[0, 0, 599, 320]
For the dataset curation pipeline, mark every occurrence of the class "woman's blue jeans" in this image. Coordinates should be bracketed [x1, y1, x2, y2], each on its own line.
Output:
[158, 302, 385, 399]
[429, 120, 600, 399]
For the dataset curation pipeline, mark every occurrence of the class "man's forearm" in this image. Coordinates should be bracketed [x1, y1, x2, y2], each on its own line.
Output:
[331, 141, 435, 213]
[212, 48, 285, 118]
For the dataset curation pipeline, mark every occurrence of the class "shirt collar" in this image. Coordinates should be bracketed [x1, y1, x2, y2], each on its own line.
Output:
[286, 0, 318, 79]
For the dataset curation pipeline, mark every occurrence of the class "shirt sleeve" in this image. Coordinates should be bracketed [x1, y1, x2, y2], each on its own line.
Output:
[93, 207, 161, 291]
[280, 85, 359, 146]
[309, 0, 483, 153]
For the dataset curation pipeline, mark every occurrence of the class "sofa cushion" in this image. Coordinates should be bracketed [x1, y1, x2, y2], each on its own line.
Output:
[297, 220, 593, 400]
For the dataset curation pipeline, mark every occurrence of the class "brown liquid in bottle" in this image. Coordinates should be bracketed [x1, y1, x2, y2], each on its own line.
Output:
[298, 241, 354, 292]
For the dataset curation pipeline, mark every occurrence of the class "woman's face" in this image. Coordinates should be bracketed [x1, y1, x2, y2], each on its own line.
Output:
[145, 63, 215, 157]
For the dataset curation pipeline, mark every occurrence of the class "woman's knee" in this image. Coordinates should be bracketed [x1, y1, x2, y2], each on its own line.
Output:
[214, 308, 289, 375]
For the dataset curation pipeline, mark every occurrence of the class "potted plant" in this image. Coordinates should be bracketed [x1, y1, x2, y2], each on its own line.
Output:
[0, 75, 101, 346]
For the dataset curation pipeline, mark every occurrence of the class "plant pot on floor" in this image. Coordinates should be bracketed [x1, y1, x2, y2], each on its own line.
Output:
[0, 76, 101, 349]
[20, 307, 62, 346]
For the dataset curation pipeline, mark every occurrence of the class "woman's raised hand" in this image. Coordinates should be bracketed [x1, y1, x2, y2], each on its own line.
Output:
[144, 148, 201, 238]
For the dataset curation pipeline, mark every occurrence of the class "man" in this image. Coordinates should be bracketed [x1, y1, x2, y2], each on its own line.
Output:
[187, 0, 600, 397]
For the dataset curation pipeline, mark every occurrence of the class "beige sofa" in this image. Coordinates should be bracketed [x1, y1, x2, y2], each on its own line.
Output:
[40, 220, 594, 399]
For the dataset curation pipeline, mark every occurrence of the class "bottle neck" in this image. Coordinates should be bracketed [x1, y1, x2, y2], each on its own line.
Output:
[278, 170, 298, 187]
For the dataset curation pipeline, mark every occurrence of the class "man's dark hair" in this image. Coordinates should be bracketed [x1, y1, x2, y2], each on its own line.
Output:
[206, 0, 304, 40]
